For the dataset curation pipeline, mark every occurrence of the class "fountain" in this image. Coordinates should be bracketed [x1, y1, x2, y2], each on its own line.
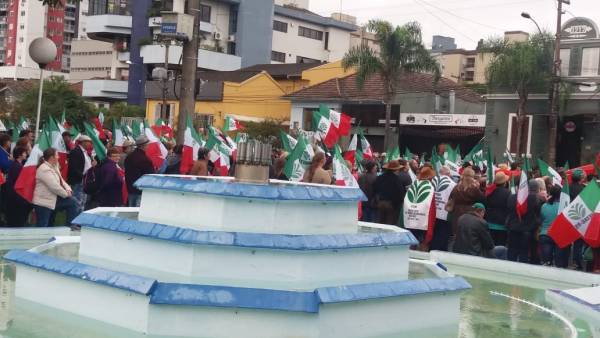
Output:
[4, 141, 472, 337]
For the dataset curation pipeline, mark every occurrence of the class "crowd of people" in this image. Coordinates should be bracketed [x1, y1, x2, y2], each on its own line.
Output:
[356, 153, 600, 273]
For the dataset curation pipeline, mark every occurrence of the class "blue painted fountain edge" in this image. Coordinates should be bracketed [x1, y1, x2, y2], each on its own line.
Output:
[4, 250, 157, 295]
[548, 289, 600, 313]
[5, 250, 471, 313]
[73, 213, 419, 250]
[134, 175, 368, 202]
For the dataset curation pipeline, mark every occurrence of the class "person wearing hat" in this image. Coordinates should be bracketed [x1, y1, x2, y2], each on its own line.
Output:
[67, 134, 94, 214]
[484, 172, 511, 246]
[452, 203, 495, 258]
[373, 159, 411, 225]
[119, 139, 135, 168]
[124, 135, 155, 207]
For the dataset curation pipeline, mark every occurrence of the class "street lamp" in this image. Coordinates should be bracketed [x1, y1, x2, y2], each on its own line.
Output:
[521, 12, 543, 35]
[29, 38, 57, 140]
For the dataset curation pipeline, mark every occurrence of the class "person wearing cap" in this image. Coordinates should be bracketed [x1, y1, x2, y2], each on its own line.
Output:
[373, 160, 410, 225]
[124, 135, 155, 207]
[453, 203, 495, 258]
[485, 172, 511, 246]
[67, 134, 94, 213]
[505, 179, 542, 263]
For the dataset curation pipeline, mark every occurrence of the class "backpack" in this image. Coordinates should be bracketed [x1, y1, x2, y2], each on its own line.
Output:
[83, 165, 102, 195]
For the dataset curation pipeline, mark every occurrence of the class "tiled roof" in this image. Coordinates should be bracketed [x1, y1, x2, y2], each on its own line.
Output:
[285, 72, 484, 103]
[241, 63, 321, 79]
[0, 79, 36, 96]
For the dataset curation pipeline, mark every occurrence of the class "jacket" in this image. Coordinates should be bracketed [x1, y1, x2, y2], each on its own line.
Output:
[164, 154, 181, 175]
[505, 193, 542, 233]
[453, 212, 495, 257]
[373, 171, 408, 206]
[485, 186, 510, 226]
[449, 185, 485, 235]
[2, 160, 29, 209]
[358, 172, 377, 206]
[67, 146, 87, 185]
[97, 159, 124, 207]
[124, 148, 155, 195]
[0, 147, 10, 173]
[33, 162, 71, 210]
[303, 167, 332, 185]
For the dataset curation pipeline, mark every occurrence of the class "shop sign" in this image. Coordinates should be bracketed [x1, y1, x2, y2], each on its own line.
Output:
[564, 121, 577, 133]
[561, 18, 599, 40]
[400, 113, 486, 127]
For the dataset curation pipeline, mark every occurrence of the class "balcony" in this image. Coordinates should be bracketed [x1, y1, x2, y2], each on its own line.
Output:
[140, 44, 241, 71]
[117, 51, 130, 62]
[86, 15, 132, 42]
[82, 79, 128, 100]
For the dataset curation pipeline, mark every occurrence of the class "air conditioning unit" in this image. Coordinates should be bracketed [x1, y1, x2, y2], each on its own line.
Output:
[213, 32, 222, 40]
[228, 35, 235, 42]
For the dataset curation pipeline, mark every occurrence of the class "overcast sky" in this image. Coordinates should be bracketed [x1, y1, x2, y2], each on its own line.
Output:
[310, 0, 600, 49]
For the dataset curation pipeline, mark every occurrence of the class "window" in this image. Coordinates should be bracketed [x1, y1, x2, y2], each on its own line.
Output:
[560, 49, 570, 76]
[465, 57, 475, 68]
[273, 20, 287, 33]
[20, 10, 24, 16]
[296, 55, 319, 63]
[581, 47, 600, 76]
[199, 5, 211, 23]
[464, 71, 474, 81]
[271, 50, 285, 63]
[324, 32, 329, 50]
[298, 26, 323, 41]
[507, 113, 532, 156]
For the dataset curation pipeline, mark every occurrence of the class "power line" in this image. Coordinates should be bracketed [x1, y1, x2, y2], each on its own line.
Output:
[412, 0, 479, 43]
[416, 0, 508, 31]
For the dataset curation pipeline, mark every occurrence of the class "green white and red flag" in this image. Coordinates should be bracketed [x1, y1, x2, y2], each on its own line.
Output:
[0, 119, 6, 132]
[485, 146, 496, 197]
[313, 110, 339, 148]
[181, 115, 205, 175]
[537, 159, 563, 187]
[92, 113, 107, 141]
[343, 134, 358, 165]
[205, 131, 230, 176]
[60, 109, 70, 130]
[48, 117, 69, 180]
[17, 117, 29, 131]
[319, 104, 351, 137]
[15, 128, 51, 202]
[112, 119, 125, 149]
[334, 145, 358, 187]
[223, 116, 243, 132]
[559, 164, 570, 214]
[548, 182, 600, 248]
[284, 136, 314, 182]
[359, 131, 373, 159]
[143, 120, 168, 171]
[83, 122, 107, 161]
[516, 169, 529, 218]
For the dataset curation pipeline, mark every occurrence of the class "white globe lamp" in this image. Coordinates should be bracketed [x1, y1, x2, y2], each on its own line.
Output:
[29, 38, 58, 139]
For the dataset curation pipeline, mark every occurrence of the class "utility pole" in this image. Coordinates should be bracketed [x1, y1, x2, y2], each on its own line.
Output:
[547, 0, 567, 166]
[177, 0, 200, 144]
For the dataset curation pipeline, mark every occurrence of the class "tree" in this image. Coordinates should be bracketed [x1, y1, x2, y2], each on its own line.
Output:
[342, 20, 440, 149]
[15, 76, 95, 126]
[242, 118, 286, 148]
[484, 33, 553, 158]
[100, 102, 145, 126]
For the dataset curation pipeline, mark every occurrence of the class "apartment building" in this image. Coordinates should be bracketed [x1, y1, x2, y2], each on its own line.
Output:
[80, 0, 357, 104]
[0, 0, 84, 79]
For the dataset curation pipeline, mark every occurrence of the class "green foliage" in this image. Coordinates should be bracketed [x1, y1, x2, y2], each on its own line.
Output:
[240, 118, 286, 147]
[483, 33, 554, 96]
[14, 76, 94, 126]
[138, 37, 154, 46]
[342, 20, 440, 96]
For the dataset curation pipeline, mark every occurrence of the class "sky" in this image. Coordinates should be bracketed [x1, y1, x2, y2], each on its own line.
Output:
[310, 0, 600, 49]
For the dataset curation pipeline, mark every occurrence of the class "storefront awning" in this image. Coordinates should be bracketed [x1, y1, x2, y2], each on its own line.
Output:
[400, 125, 484, 139]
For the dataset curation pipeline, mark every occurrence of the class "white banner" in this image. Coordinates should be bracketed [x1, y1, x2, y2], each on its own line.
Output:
[400, 113, 486, 127]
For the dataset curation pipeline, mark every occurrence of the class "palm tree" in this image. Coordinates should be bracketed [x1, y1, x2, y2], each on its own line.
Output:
[342, 20, 440, 150]
[484, 33, 553, 160]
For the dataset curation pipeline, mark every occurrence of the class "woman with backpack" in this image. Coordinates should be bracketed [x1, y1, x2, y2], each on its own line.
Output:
[33, 148, 78, 227]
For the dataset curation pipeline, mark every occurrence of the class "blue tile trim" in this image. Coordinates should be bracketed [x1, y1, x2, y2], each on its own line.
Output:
[150, 283, 319, 313]
[4, 250, 157, 295]
[6, 248, 470, 313]
[548, 289, 600, 313]
[149, 277, 470, 311]
[73, 213, 419, 250]
[133, 175, 367, 202]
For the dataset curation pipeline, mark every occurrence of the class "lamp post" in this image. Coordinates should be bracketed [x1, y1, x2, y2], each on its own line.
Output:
[521, 12, 543, 35]
[29, 38, 57, 140]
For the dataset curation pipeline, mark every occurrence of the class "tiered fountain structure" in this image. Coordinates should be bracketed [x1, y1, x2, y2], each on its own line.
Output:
[5, 141, 470, 338]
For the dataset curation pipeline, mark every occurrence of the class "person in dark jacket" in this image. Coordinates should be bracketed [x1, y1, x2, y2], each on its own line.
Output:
[485, 172, 511, 246]
[0, 133, 11, 174]
[505, 179, 542, 263]
[373, 160, 410, 225]
[358, 161, 378, 222]
[67, 135, 93, 213]
[164, 144, 183, 175]
[96, 148, 125, 207]
[448, 168, 485, 249]
[3, 147, 31, 226]
[124, 136, 155, 207]
[453, 203, 495, 257]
